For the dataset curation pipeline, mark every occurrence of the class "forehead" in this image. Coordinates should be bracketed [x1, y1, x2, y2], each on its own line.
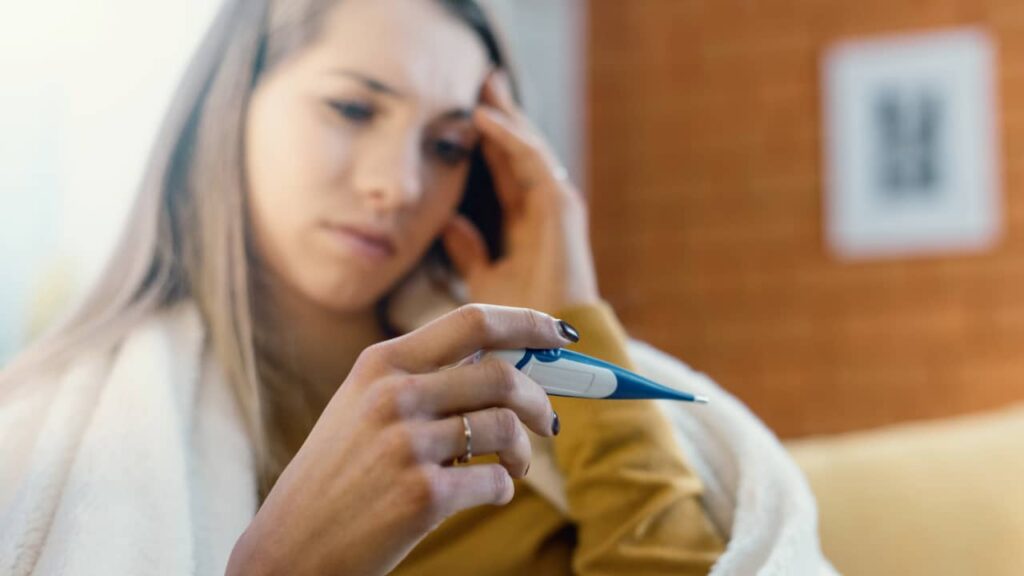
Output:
[309, 0, 491, 109]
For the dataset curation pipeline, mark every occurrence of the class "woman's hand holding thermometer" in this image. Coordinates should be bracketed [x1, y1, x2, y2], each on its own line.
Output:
[484, 348, 709, 403]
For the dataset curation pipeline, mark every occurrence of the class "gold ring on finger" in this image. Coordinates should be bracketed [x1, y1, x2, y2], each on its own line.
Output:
[453, 414, 472, 465]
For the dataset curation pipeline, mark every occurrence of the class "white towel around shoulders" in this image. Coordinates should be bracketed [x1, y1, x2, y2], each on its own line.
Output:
[0, 303, 836, 575]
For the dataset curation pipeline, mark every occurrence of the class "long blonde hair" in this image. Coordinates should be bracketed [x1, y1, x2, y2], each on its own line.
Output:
[1, 0, 518, 501]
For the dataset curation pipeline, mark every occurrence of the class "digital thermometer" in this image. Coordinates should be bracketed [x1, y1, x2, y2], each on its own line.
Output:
[485, 348, 708, 403]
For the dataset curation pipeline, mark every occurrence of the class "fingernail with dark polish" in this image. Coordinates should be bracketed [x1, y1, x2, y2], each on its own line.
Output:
[557, 320, 580, 343]
[552, 411, 561, 436]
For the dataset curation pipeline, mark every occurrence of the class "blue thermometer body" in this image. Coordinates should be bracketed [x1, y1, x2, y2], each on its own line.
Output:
[485, 348, 708, 403]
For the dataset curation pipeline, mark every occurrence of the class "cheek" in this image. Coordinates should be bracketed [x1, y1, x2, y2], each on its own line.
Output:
[247, 106, 342, 210]
[245, 95, 348, 296]
[246, 98, 347, 244]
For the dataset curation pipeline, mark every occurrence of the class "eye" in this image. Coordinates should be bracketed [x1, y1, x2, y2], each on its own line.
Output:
[429, 139, 472, 166]
[327, 99, 376, 123]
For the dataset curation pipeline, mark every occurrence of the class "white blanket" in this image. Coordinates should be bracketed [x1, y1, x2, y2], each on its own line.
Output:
[0, 303, 837, 575]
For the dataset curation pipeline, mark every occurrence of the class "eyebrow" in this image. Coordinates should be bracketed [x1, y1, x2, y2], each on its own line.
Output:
[334, 69, 404, 97]
[333, 69, 475, 123]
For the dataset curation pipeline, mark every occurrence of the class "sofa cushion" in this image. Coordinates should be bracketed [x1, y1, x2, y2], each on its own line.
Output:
[786, 403, 1024, 576]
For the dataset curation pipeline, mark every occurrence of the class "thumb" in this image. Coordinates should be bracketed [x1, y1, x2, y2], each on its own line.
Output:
[442, 215, 490, 279]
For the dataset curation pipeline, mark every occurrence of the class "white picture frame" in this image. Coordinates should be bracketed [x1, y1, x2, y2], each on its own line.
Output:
[822, 27, 1001, 260]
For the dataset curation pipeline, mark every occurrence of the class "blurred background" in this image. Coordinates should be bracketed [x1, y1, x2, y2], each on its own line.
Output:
[4, 1, 1024, 574]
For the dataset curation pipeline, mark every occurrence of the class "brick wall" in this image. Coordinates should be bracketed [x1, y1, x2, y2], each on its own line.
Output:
[587, 0, 1024, 437]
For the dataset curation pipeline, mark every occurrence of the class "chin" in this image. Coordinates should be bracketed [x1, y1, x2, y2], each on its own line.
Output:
[296, 266, 397, 314]
[306, 282, 386, 314]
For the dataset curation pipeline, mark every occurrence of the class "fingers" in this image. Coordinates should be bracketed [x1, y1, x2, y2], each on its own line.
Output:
[383, 304, 574, 372]
[435, 463, 516, 513]
[413, 409, 533, 478]
[475, 70, 538, 211]
[442, 215, 489, 279]
[473, 100, 563, 199]
[473, 105, 538, 161]
[480, 69, 525, 122]
[481, 138, 523, 214]
[474, 71, 557, 183]
[410, 357, 556, 438]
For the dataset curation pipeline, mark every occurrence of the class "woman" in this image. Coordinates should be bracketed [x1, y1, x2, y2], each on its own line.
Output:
[0, 0, 725, 574]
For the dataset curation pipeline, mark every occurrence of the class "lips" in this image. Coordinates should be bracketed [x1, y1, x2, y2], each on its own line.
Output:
[320, 222, 397, 260]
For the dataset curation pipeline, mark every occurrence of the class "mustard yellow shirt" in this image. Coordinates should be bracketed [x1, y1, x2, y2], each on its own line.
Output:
[391, 302, 725, 575]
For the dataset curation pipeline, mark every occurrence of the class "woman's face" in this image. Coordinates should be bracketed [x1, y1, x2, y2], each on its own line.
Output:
[245, 0, 490, 313]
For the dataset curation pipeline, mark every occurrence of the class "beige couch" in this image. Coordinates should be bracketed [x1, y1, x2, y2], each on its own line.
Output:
[787, 404, 1024, 576]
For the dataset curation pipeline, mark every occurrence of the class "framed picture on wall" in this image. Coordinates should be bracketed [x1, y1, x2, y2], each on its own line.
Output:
[822, 27, 1000, 260]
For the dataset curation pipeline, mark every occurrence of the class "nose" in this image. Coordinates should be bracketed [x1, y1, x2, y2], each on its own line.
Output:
[352, 133, 423, 214]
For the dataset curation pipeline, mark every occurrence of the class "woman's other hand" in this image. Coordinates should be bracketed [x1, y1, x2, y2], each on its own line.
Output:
[226, 304, 575, 576]
[442, 71, 600, 315]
